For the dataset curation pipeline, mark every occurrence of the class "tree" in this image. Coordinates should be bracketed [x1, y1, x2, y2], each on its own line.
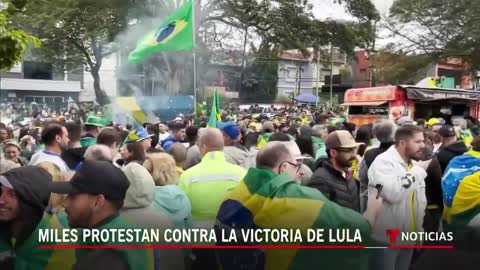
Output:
[241, 42, 280, 102]
[16, 0, 130, 105]
[202, 0, 380, 101]
[374, 48, 432, 85]
[120, 0, 380, 100]
[0, 1, 40, 71]
[386, 0, 480, 69]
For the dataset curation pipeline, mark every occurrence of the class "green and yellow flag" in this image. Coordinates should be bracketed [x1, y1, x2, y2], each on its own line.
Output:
[208, 89, 221, 128]
[128, 0, 194, 64]
[216, 168, 371, 270]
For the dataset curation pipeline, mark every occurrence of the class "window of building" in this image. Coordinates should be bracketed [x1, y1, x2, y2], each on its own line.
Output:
[282, 66, 298, 82]
[359, 68, 367, 82]
[54, 97, 64, 104]
[45, 97, 54, 105]
[25, 96, 65, 104]
[23, 61, 53, 80]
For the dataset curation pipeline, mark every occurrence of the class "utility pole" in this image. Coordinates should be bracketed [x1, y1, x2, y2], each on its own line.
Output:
[297, 64, 302, 97]
[370, 20, 378, 87]
[315, 50, 320, 107]
[329, 42, 334, 108]
[240, 26, 248, 97]
[294, 65, 299, 103]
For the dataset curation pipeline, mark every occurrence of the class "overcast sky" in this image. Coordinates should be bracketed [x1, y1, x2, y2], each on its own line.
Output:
[312, 0, 394, 20]
[312, 0, 396, 47]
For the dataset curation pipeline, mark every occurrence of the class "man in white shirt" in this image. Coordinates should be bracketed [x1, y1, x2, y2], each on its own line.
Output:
[368, 124, 430, 270]
[158, 122, 171, 142]
[30, 123, 70, 172]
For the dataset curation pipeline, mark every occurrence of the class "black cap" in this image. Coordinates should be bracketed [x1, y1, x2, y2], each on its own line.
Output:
[439, 125, 456, 138]
[49, 161, 129, 202]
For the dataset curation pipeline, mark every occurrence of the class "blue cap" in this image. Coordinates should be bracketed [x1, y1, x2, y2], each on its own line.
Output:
[219, 121, 240, 140]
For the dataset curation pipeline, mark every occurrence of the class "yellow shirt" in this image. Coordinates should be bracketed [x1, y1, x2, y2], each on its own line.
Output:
[176, 166, 184, 178]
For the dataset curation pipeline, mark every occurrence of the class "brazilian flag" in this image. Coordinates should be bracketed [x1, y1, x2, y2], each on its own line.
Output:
[128, 0, 194, 64]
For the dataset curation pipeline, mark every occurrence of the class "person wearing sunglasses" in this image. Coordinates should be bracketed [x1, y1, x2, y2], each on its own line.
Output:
[308, 130, 363, 212]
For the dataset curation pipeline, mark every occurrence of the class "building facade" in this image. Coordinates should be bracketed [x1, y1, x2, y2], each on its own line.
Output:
[0, 53, 119, 107]
[351, 49, 373, 88]
[277, 48, 349, 102]
[353, 48, 476, 90]
[0, 62, 82, 107]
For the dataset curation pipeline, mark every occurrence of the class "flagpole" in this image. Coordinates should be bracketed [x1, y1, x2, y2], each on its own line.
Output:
[192, 0, 197, 116]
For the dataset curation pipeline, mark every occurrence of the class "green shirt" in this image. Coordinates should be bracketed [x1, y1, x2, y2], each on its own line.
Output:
[0, 212, 76, 270]
[76, 214, 155, 270]
[80, 136, 97, 148]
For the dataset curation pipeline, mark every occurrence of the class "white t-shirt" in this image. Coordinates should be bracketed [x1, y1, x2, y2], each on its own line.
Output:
[159, 132, 171, 142]
[29, 151, 70, 172]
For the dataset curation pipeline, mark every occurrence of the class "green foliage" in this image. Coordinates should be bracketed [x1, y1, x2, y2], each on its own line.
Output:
[375, 49, 432, 84]
[15, 0, 130, 105]
[205, 0, 379, 55]
[203, 0, 380, 102]
[0, 12, 40, 71]
[388, 0, 480, 68]
[241, 44, 279, 103]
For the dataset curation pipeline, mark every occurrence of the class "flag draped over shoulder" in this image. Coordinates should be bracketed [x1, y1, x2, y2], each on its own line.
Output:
[216, 168, 371, 270]
[207, 90, 221, 128]
[442, 150, 480, 224]
[128, 0, 194, 64]
[449, 171, 480, 225]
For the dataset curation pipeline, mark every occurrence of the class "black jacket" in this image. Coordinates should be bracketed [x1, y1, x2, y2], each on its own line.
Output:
[364, 142, 395, 168]
[62, 147, 86, 170]
[425, 157, 443, 208]
[308, 159, 360, 212]
[437, 141, 468, 173]
[0, 166, 52, 246]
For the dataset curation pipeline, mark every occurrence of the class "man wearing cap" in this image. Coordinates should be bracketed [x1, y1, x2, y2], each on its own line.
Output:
[80, 116, 106, 148]
[308, 130, 362, 211]
[436, 125, 468, 174]
[220, 122, 250, 169]
[0, 166, 75, 269]
[49, 161, 155, 270]
[3, 139, 27, 167]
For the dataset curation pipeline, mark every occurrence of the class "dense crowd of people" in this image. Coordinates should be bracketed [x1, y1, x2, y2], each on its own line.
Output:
[0, 103, 479, 270]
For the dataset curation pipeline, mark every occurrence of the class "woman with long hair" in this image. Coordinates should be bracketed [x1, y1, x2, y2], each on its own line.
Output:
[352, 125, 372, 183]
[144, 153, 192, 229]
[296, 135, 315, 171]
[116, 142, 146, 167]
